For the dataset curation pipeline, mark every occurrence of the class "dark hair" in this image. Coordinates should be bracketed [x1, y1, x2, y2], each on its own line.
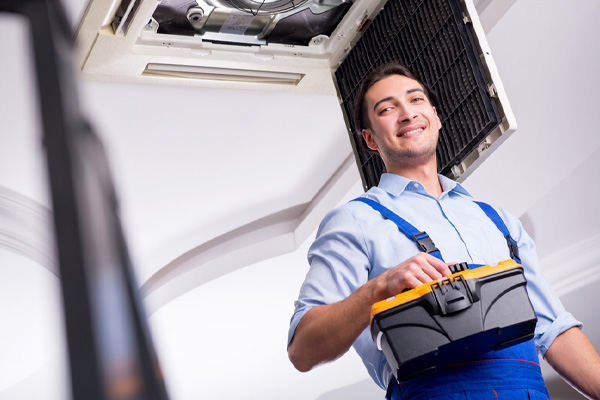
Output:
[352, 62, 439, 153]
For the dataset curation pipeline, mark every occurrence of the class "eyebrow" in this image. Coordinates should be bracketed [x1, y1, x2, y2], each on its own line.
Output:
[372, 88, 426, 112]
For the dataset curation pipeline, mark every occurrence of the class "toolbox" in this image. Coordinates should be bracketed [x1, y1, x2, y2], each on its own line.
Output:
[370, 259, 537, 383]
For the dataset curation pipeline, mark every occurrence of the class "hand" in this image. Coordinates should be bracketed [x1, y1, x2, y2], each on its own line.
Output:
[375, 252, 453, 300]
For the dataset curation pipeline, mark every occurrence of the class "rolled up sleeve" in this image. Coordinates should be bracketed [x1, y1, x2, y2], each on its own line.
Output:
[287, 205, 371, 346]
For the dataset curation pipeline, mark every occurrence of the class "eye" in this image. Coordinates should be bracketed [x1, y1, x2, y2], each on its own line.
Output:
[411, 96, 425, 103]
[377, 106, 394, 115]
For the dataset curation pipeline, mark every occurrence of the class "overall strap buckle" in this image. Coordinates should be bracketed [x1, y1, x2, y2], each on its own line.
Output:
[506, 235, 521, 263]
[412, 231, 439, 254]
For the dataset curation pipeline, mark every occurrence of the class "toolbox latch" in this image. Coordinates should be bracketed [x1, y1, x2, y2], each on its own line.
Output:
[412, 231, 439, 254]
[449, 262, 469, 274]
[431, 277, 473, 315]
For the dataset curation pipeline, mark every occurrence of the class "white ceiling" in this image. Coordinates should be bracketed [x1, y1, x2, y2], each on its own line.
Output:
[1, 0, 599, 399]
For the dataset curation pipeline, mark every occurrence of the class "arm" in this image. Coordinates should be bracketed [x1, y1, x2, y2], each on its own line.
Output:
[288, 252, 451, 372]
[544, 326, 600, 399]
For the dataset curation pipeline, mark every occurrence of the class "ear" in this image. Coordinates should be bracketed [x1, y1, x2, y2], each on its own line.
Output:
[433, 107, 442, 129]
[362, 129, 379, 151]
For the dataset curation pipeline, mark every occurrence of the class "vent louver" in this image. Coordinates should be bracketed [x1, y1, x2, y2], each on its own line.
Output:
[143, 63, 304, 84]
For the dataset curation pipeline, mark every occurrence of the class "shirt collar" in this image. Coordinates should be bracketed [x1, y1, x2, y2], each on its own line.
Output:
[439, 174, 472, 198]
[377, 172, 472, 198]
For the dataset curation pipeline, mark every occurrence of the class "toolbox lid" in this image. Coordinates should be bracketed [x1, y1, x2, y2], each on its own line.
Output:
[370, 259, 522, 320]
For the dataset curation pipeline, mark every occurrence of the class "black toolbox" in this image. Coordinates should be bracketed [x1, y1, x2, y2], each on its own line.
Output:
[370, 259, 537, 383]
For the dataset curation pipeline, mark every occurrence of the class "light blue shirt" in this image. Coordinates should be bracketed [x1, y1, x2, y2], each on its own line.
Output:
[288, 173, 581, 389]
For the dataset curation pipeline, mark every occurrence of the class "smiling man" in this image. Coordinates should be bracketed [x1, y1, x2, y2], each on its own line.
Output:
[287, 63, 600, 399]
[361, 72, 442, 197]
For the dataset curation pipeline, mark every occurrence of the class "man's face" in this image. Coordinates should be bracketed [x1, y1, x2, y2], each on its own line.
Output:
[361, 74, 442, 171]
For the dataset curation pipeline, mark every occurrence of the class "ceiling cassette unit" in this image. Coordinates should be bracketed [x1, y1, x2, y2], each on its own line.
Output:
[76, 0, 383, 94]
[76, 0, 515, 180]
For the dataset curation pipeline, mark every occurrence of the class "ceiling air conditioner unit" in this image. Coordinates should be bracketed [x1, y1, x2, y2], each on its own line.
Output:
[76, 0, 515, 181]
[76, 0, 378, 94]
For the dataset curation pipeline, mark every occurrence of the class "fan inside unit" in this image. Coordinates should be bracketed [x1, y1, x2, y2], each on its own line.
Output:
[152, 0, 352, 46]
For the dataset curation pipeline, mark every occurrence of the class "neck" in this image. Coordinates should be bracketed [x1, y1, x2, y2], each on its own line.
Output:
[387, 160, 442, 199]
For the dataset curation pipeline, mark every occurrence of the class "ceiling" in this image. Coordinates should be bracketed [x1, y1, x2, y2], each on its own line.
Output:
[0, 0, 599, 399]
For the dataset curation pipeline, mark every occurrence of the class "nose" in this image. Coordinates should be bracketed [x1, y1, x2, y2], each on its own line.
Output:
[397, 102, 418, 122]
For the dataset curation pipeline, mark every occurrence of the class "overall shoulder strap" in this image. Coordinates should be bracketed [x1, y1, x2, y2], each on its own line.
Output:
[473, 201, 521, 263]
[352, 197, 444, 261]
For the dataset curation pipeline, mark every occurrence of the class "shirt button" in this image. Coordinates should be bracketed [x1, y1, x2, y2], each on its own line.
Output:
[413, 183, 420, 188]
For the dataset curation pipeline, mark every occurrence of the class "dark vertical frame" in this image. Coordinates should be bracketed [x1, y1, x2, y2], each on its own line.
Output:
[0, 1, 169, 399]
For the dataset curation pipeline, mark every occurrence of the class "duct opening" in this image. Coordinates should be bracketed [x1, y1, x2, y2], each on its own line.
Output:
[151, 0, 352, 46]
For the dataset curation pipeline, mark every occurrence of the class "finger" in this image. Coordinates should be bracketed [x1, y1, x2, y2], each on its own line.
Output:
[405, 261, 441, 286]
[403, 274, 425, 289]
[421, 253, 452, 277]
[411, 253, 449, 279]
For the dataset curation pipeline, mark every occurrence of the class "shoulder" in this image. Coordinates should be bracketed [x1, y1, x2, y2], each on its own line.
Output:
[484, 203, 522, 229]
[319, 195, 377, 231]
[315, 188, 392, 239]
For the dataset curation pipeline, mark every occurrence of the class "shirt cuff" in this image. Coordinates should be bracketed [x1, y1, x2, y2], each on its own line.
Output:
[535, 311, 583, 358]
[287, 305, 311, 347]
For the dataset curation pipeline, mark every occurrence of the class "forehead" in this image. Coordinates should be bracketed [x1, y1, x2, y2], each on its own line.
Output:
[365, 74, 425, 105]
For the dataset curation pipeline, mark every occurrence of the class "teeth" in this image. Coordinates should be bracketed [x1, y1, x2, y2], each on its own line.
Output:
[401, 128, 423, 137]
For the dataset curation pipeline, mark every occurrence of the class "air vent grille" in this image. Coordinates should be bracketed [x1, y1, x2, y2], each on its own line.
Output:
[143, 63, 304, 85]
[112, 0, 143, 35]
[335, 0, 500, 189]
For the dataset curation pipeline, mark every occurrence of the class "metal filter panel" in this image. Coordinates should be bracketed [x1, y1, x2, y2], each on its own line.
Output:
[335, 0, 501, 189]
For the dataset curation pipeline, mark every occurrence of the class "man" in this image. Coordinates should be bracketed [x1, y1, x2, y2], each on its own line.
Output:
[287, 62, 600, 399]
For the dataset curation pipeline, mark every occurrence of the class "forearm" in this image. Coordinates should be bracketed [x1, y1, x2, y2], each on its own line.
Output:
[545, 326, 600, 399]
[288, 252, 451, 372]
[288, 278, 379, 372]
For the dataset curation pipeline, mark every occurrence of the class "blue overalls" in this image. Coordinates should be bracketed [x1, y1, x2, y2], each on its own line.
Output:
[353, 197, 550, 400]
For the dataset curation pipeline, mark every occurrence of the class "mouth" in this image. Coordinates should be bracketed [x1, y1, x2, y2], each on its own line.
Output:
[398, 127, 424, 137]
